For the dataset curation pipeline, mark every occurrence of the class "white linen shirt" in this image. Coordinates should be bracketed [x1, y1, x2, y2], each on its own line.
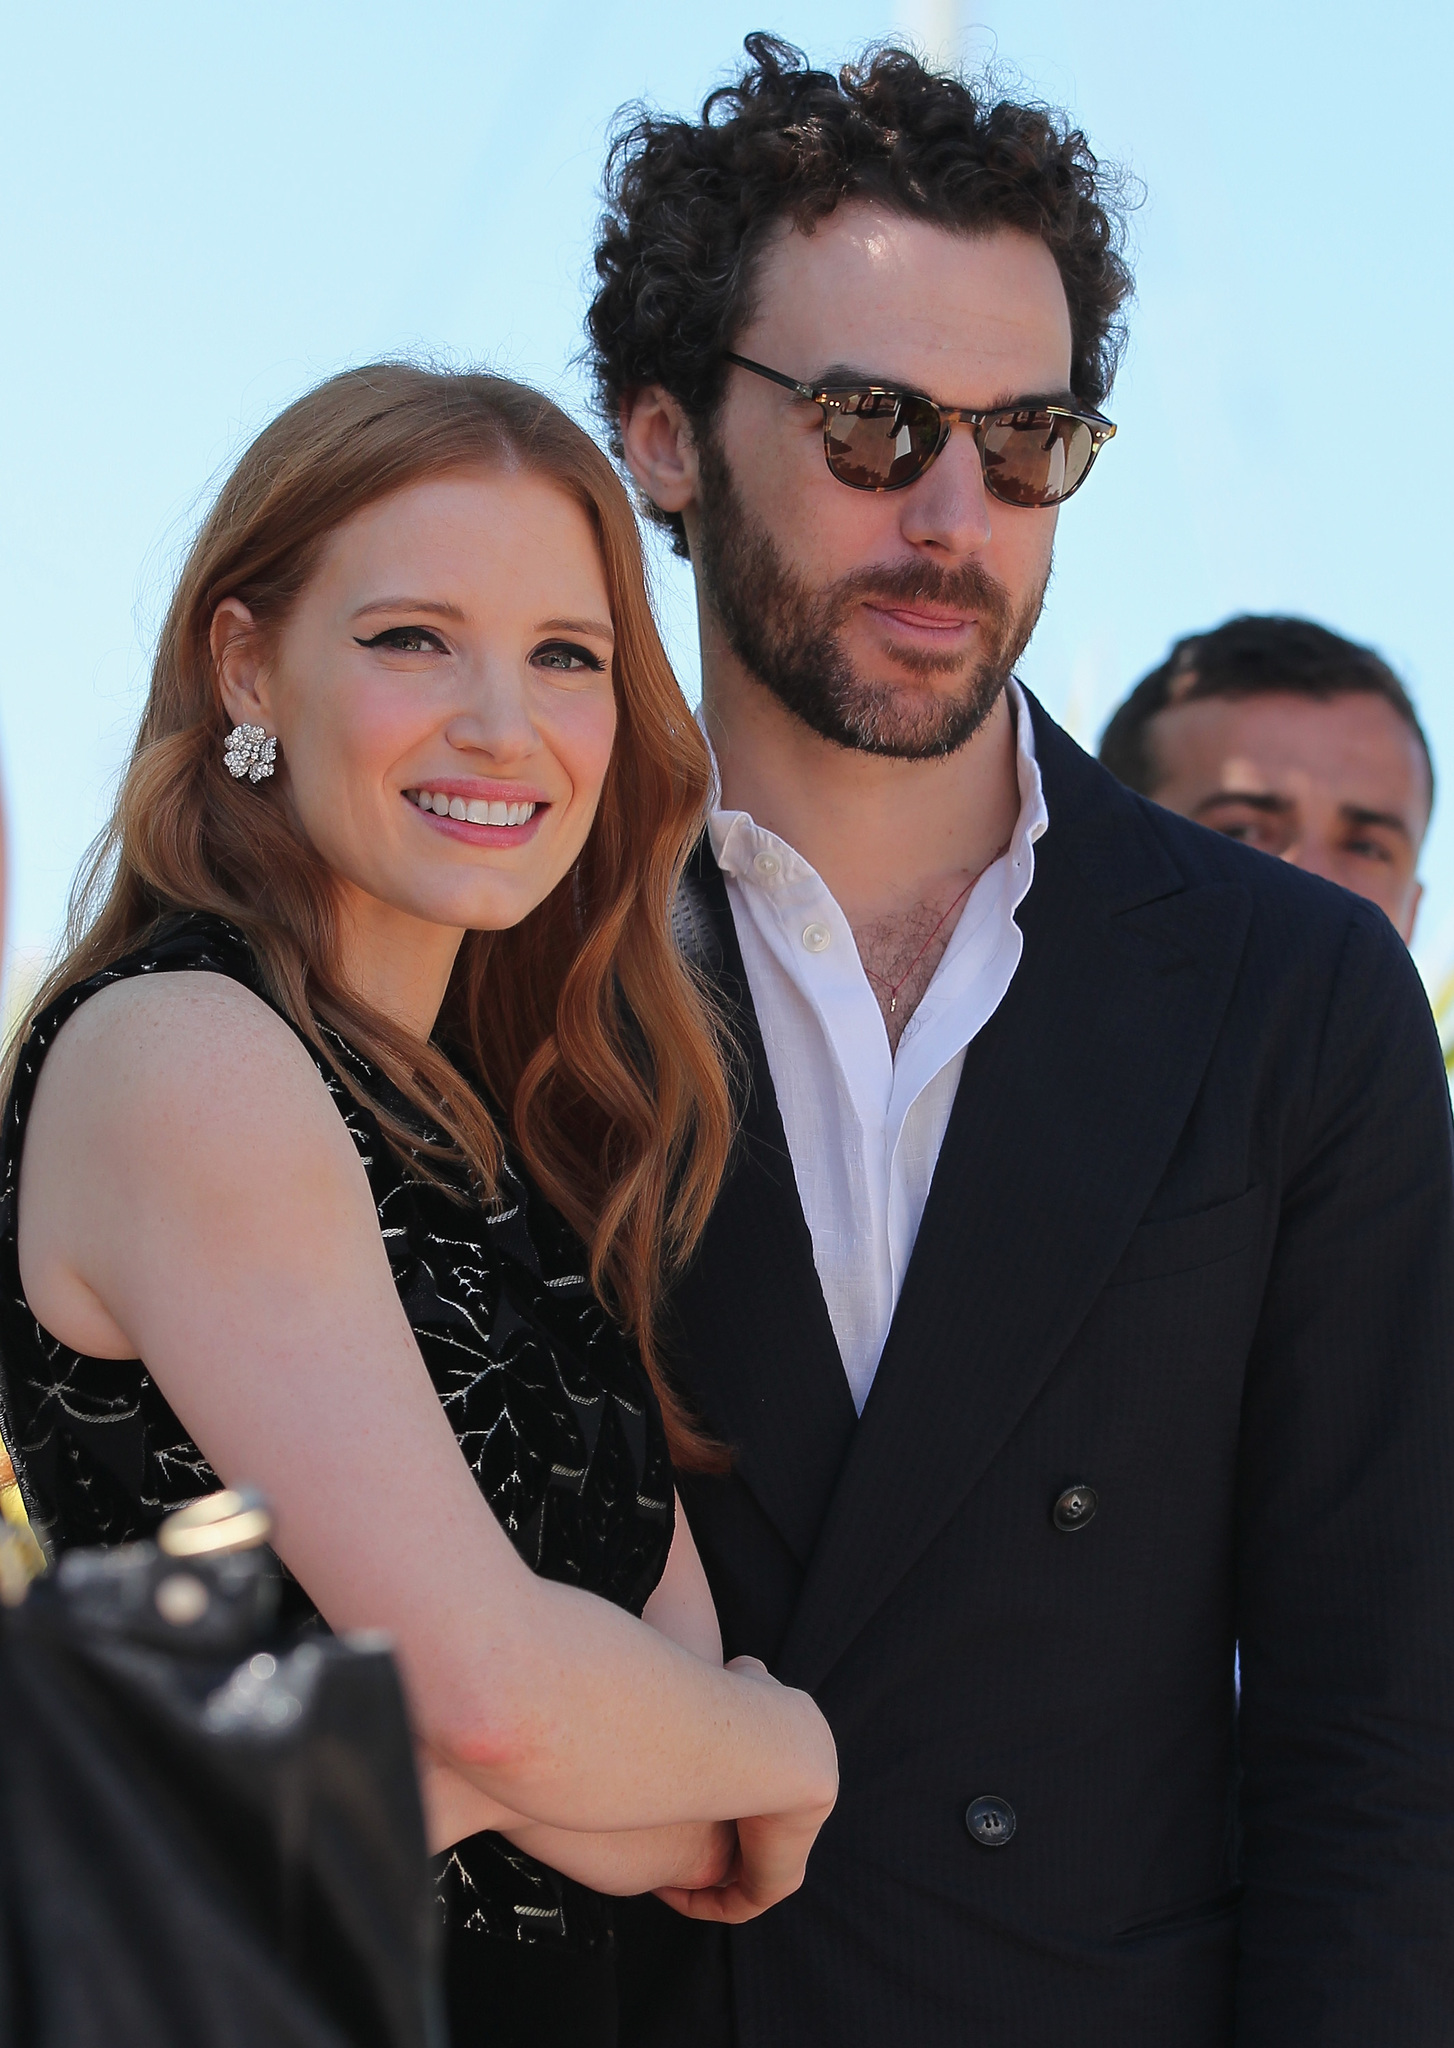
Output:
[705, 682, 1048, 1413]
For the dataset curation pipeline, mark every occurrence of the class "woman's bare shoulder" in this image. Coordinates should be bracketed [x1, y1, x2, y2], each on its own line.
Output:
[29, 969, 344, 1149]
[18, 970, 373, 1354]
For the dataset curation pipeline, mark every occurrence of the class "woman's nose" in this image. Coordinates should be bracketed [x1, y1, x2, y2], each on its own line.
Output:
[444, 668, 538, 762]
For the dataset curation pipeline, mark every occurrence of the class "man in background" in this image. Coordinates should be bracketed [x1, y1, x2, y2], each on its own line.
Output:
[1099, 615, 1431, 942]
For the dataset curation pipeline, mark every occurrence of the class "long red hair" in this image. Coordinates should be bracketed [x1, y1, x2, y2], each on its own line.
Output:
[15, 364, 733, 1469]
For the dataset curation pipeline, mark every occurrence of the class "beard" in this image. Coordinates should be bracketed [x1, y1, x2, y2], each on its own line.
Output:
[693, 431, 1048, 760]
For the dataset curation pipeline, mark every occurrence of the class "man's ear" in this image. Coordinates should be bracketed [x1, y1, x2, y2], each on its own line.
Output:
[1402, 876, 1424, 947]
[210, 598, 274, 732]
[620, 385, 700, 517]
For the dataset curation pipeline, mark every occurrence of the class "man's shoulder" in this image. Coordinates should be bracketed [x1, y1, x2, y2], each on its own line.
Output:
[1127, 773, 1346, 908]
[1122, 776, 1410, 985]
[1034, 699, 1408, 991]
[1049, 749, 1443, 1150]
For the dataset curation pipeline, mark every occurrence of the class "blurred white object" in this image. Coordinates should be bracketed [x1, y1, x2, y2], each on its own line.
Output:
[898, 0, 963, 68]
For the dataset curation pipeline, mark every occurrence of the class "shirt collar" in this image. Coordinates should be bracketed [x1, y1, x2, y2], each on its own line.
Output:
[703, 678, 1048, 885]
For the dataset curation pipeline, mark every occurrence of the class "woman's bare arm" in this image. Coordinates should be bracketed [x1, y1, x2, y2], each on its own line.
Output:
[423, 1753, 735, 1895]
[641, 1499, 724, 1664]
[420, 1503, 735, 1887]
[18, 975, 836, 1871]
[417, 1743, 734, 1893]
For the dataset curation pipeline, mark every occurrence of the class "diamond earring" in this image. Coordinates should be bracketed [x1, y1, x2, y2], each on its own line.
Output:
[223, 723, 277, 783]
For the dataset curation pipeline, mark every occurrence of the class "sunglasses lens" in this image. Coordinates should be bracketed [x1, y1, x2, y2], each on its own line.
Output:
[823, 393, 942, 490]
[981, 411, 1098, 507]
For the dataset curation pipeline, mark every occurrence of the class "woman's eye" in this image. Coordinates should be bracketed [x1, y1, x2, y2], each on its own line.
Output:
[532, 640, 606, 674]
[354, 626, 447, 654]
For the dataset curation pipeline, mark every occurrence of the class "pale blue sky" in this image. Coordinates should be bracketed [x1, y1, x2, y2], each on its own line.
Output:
[3, 0, 1450, 986]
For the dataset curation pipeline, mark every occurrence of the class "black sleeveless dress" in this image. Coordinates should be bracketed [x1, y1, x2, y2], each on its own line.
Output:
[0, 913, 677, 2048]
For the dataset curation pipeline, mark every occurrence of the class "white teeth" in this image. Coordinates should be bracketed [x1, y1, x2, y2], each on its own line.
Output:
[410, 791, 537, 826]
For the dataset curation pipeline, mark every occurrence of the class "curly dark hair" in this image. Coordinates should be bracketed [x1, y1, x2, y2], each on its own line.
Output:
[587, 32, 1135, 553]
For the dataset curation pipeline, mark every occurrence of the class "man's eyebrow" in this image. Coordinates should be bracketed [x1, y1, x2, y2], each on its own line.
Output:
[1194, 790, 1292, 818]
[352, 597, 468, 622]
[815, 362, 1073, 405]
[811, 363, 1079, 410]
[1007, 386, 1080, 411]
[1341, 804, 1411, 840]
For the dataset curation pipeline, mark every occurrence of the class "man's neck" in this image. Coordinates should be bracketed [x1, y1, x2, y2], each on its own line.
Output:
[702, 647, 1022, 934]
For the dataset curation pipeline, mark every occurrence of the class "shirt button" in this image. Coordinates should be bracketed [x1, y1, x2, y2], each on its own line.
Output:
[753, 850, 782, 879]
[1052, 1484, 1098, 1532]
[965, 1796, 1016, 1848]
[802, 922, 831, 953]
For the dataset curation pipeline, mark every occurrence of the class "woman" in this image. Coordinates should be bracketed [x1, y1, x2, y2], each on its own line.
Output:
[0, 364, 836, 2045]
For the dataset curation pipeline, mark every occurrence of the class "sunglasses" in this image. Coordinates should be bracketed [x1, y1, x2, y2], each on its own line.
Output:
[723, 353, 1116, 506]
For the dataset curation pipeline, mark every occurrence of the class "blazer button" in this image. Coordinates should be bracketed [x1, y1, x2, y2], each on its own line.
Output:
[1052, 1483, 1098, 1532]
[966, 1796, 1016, 1848]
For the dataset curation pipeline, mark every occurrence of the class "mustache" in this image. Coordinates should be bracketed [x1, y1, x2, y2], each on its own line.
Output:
[823, 558, 1015, 630]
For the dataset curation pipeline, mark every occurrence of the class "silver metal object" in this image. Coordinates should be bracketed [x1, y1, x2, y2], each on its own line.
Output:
[223, 723, 277, 783]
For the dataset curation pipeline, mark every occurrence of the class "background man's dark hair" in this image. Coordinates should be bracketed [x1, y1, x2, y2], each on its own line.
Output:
[587, 32, 1134, 555]
[1098, 614, 1433, 802]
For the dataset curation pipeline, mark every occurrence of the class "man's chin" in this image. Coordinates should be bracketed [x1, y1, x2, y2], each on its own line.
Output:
[817, 672, 1008, 760]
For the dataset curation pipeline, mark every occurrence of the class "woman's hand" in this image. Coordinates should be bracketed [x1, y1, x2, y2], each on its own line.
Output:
[652, 1806, 831, 1924]
[421, 1652, 834, 1918]
[654, 1657, 837, 1924]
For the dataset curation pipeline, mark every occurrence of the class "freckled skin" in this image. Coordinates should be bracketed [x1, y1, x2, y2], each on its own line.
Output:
[1146, 691, 1430, 942]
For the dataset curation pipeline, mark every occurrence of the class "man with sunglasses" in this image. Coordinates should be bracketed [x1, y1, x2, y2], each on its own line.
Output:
[589, 36, 1454, 2048]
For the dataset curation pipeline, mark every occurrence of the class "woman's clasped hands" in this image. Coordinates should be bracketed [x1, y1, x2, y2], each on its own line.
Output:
[653, 1656, 838, 1924]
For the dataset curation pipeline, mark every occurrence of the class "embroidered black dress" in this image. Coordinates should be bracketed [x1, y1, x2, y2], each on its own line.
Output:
[0, 913, 677, 2048]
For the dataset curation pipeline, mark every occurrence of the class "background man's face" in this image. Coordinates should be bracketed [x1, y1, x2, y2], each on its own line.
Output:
[1147, 691, 1430, 940]
[693, 206, 1074, 756]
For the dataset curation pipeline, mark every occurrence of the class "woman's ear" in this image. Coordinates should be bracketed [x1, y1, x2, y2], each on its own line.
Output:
[619, 386, 700, 517]
[210, 599, 272, 731]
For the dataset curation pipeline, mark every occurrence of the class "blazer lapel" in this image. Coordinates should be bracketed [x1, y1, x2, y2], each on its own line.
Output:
[777, 705, 1253, 1691]
[669, 844, 859, 1566]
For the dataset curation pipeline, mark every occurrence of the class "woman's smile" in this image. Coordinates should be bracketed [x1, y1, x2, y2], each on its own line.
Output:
[230, 467, 618, 988]
[404, 782, 546, 845]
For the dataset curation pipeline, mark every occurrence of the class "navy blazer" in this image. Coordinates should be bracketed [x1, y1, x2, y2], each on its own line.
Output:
[616, 697, 1454, 2047]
